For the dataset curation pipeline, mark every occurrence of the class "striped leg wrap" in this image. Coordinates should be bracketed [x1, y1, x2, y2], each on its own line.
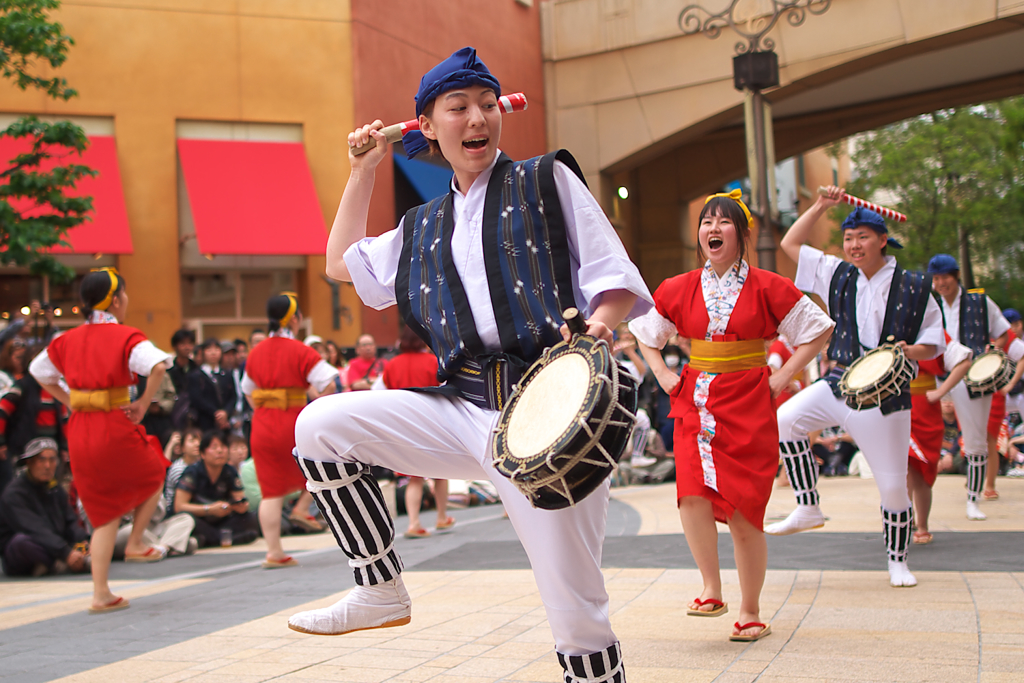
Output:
[965, 452, 987, 502]
[882, 507, 913, 563]
[296, 455, 403, 586]
[780, 440, 818, 506]
[558, 642, 624, 683]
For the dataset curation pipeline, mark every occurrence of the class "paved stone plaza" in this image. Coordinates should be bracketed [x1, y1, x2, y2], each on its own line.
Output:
[2, 476, 1022, 683]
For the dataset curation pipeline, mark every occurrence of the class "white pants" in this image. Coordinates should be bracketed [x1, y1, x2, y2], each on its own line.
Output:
[777, 381, 912, 512]
[948, 381, 992, 455]
[294, 389, 617, 657]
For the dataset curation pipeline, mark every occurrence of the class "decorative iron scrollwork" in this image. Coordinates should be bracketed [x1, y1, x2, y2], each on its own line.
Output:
[678, 0, 831, 54]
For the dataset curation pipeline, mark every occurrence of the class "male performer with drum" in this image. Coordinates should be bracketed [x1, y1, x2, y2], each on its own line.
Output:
[906, 332, 972, 545]
[766, 187, 945, 589]
[286, 47, 651, 683]
[629, 190, 833, 642]
[927, 254, 1023, 516]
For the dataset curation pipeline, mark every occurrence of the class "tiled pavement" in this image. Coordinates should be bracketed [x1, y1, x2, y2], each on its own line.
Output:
[1, 476, 1022, 683]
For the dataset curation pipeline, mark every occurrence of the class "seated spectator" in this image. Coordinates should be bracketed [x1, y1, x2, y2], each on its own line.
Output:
[174, 431, 259, 547]
[186, 339, 236, 431]
[227, 433, 248, 469]
[0, 438, 89, 576]
[164, 428, 202, 514]
[812, 427, 857, 477]
[114, 495, 197, 559]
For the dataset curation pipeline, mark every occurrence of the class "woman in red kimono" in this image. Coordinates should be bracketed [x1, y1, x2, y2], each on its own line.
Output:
[907, 333, 971, 545]
[241, 293, 338, 568]
[30, 268, 171, 613]
[631, 190, 833, 642]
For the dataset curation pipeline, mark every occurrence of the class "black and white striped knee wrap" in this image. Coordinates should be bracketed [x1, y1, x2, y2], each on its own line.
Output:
[558, 642, 624, 683]
[965, 452, 987, 502]
[295, 454, 403, 586]
[882, 507, 912, 563]
[780, 440, 818, 506]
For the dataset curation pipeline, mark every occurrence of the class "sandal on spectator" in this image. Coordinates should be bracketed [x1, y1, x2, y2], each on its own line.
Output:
[687, 597, 728, 617]
[125, 546, 166, 563]
[435, 516, 456, 531]
[982, 490, 999, 501]
[730, 621, 771, 641]
[404, 527, 430, 539]
[289, 514, 325, 533]
[89, 596, 130, 614]
[912, 530, 933, 545]
[262, 555, 299, 569]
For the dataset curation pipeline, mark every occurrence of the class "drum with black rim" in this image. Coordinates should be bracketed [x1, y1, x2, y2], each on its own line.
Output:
[964, 348, 1015, 399]
[838, 343, 914, 411]
[491, 332, 638, 510]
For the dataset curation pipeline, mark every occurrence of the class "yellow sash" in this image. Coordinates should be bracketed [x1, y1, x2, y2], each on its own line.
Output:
[910, 371, 936, 396]
[69, 386, 131, 412]
[251, 388, 308, 409]
[689, 339, 767, 374]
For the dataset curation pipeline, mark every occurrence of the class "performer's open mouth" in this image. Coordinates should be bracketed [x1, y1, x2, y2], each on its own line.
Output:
[708, 236, 724, 251]
[463, 137, 488, 150]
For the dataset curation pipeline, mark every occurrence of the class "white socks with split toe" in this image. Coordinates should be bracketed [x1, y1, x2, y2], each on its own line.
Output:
[888, 560, 917, 587]
[764, 504, 825, 536]
[966, 500, 986, 521]
[288, 576, 412, 636]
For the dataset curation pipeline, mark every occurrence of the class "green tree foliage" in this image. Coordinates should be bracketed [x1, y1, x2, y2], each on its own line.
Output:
[845, 99, 1024, 310]
[0, 0, 94, 281]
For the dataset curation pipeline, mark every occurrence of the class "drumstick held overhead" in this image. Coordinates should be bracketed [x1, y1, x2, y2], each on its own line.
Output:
[818, 186, 907, 223]
[351, 92, 529, 156]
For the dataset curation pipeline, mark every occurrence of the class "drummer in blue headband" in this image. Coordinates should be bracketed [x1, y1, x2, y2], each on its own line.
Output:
[294, 47, 652, 683]
[767, 185, 946, 589]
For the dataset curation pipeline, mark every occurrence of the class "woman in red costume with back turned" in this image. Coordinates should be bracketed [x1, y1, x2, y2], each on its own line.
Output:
[241, 293, 339, 569]
[30, 268, 172, 614]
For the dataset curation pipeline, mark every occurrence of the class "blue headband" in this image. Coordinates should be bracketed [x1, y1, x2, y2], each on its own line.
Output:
[403, 47, 501, 159]
[1003, 308, 1021, 325]
[841, 207, 902, 250]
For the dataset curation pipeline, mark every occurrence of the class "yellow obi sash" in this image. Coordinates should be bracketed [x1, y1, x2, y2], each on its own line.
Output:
[910, 371, 936, 396]
[689, 339, 767, 374]
[69, 386, 131, 412]
[251, 388, 307, 409]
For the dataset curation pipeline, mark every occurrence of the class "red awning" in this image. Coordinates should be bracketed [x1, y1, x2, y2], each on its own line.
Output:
[0, 134, 133, 254]
[177, 139, 327, 255]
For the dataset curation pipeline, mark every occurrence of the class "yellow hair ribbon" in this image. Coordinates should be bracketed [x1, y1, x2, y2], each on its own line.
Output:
[279, 291, 298, 328]
[90, 267, 120, 311]
[705, 188, 754, 229]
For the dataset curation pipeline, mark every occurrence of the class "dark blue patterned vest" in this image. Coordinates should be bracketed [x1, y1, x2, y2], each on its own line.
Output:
[825, 262, 932, 415]
[396, 150, 581, 379]
[932, 288, 990, 356]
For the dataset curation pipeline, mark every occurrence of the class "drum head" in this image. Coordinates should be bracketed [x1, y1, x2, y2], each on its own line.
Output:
[968, 352, 1004, 383]
[845, 348, 896, 390]
[505, 353, 592, 460]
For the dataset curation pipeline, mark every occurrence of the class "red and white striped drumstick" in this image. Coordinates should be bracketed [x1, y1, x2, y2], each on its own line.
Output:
[818, 186, 907, 222]
[351, 93, 529, 156]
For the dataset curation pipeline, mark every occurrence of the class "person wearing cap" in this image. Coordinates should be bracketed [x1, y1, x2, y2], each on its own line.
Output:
[0, 437, 89, 577]
[628, 190, 834, 642]
[927, 254, 1023, 513]
[288, 47, 652, 681]
[28, 269, 172, 613]
[241, 294, 338, 568]
[767, 186, 945, 589]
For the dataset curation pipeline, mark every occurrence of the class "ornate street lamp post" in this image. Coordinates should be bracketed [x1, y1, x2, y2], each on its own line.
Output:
[679, 0, 830, 272]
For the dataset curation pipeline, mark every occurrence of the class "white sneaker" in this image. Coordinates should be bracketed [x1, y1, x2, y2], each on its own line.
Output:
[630, 454, 657, 468]
[764, 505, 825, 536]
[966, 501, 986, 521]
[288, 576, 412, 636]
[888, 560, 917, 587]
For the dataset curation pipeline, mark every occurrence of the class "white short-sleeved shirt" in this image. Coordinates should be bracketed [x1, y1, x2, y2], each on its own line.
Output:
[795, 245, 945, 358]
[938, 289, 1011, 347]
[343, 150, 653, 354]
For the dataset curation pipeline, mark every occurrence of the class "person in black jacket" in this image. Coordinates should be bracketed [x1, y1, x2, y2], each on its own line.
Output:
[0, 438, 89, 576]
[186, 338, 236, 431]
